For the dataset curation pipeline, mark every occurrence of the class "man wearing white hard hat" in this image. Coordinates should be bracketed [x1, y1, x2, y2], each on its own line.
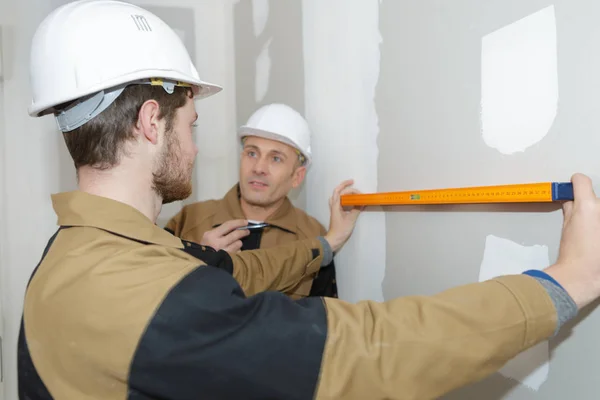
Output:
[18, 1, 600, 399]
[18, 0, 363, 397]
[166, 102, 340, 300]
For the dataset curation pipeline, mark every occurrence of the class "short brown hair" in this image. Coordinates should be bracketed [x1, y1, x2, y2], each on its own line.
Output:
[63, 84, 192, 170]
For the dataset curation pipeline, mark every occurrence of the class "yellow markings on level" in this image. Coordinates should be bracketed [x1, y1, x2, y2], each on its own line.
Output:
[340, 182, 558, 207]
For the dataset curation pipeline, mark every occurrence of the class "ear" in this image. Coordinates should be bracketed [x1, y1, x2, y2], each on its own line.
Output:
[135, 99, 161, 144]
[291, 166, 307, 188]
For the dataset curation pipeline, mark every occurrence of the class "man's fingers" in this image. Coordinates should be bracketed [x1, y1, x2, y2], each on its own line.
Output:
[571, 173, 595, 203]
[223, 240, 243, 253]
[331, 179, 356, 207]
[213, 219, 249, 235]
[335, 179, 354, 196]
[224, 228, 250, 243]
[562, 201, 573, 228]
[330, 190, 341, 208]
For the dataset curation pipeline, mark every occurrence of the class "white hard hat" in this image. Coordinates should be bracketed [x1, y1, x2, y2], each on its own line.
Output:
[29, 0, 222, 131]
[238, 103, 312, 166]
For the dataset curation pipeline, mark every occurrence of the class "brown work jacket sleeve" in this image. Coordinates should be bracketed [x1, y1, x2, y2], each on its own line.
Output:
[229, 237, 325, 296]
[124, 267, 559, 400]
[178, 236, 326, 297]
[315, 274, 558, 399]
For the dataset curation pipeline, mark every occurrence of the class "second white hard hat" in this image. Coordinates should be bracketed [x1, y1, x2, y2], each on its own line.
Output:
[29, 0, 222, 131]
[238, 103, 312, 167]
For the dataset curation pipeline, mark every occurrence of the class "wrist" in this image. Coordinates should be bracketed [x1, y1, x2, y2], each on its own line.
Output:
[324, 233, 341, 253]
[543, 263, 590, 309]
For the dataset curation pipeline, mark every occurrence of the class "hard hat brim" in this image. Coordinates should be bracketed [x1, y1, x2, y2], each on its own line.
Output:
[28, 70, 223, 117]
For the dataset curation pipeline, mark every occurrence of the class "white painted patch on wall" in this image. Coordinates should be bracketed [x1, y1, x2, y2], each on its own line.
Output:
[479, 234, 550, 391]
[302, 0, 385, 303]
[481, 5, 558, 155]
[251, 0, 269, 37]
[255, 37, 272, 102]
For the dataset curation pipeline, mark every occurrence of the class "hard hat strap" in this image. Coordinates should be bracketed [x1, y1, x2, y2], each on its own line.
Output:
[296, 150, 306, 166]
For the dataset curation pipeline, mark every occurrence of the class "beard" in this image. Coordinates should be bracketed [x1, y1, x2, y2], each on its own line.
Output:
[152, 130, 194, 204]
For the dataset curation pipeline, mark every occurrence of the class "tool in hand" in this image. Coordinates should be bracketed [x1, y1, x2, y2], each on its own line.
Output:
[236, 222, 270, 230]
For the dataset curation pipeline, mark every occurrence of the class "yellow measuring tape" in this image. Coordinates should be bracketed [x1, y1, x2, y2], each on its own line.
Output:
[340, 182, 574, 207]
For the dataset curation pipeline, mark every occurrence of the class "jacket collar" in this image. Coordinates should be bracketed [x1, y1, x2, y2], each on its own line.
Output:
[51, 191, 184, 249]
[212, 184, 298, 234]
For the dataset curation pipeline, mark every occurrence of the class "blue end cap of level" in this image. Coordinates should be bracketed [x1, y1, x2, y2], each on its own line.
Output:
[552, 182, 574, 201]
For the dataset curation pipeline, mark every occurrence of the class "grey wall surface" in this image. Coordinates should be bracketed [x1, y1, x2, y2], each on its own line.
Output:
[231, 0, 600, 397]
[377, 1, 600, 399]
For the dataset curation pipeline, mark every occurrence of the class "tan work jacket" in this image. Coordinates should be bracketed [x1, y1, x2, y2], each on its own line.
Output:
[19, 190, 560, 400]
[166, 184, 336, 299]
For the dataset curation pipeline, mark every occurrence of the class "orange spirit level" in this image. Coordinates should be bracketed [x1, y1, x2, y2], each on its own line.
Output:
[340, 182, 574, 207]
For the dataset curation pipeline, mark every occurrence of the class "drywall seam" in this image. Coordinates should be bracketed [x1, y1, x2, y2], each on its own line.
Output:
[251, 0, 271, 103]
[251, 0, 268, 37]
[479, 234, 550, 391]
[255, 37, 272, 102]
[481, 5, 558, 155]
[0, 27, 5, 394]
[302, 0, 385, 303]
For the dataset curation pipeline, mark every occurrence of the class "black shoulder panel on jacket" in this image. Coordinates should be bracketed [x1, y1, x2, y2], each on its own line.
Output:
[128, 265, 328, 400]
[18, 228, 63, 400]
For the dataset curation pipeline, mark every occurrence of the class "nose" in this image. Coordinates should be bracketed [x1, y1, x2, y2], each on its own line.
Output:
[252, 155, 268, 176]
